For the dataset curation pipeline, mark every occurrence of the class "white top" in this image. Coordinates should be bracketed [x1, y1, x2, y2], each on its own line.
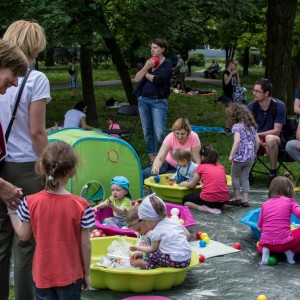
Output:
[0, 70, 51, 162]
[64, 109, 85, 128]
[146, 218, 191, 261]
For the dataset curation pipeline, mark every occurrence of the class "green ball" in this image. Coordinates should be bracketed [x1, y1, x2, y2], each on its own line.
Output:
[268, 256, 276, 265]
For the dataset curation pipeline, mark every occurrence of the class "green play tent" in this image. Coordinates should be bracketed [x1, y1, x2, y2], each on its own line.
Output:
[48, 128, 143, 200]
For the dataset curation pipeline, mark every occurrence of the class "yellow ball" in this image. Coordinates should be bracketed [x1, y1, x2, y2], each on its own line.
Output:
[200, 232, 208, 239]
[203, 237, 210, 244]
[290, 225, 295, 230]
[179, 219, 185, 225]
[257, 295, 267, 300]
[256, 241, 259, 247]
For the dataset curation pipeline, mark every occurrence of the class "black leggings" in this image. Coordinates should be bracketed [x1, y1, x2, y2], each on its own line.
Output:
[182, 193, 226, 209]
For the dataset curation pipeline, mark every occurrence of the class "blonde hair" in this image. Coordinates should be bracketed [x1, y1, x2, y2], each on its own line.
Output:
[0, 39, 28, 76]
[3, 20, 46, 61]
[35, 142, 79, 192]
[172, 118, 191, 135]
[174, 148, 192, 162]
[226, 103, 258, 129]
[268, 176, 294, 198]
[126, 202, 140, 226]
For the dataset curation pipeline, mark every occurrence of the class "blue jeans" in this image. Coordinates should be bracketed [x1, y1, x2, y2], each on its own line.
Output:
[34, 279, 82, 300]
[142, 160, 176, 180]
[138, 96, 168, 157]
[222, 94, 233, 104]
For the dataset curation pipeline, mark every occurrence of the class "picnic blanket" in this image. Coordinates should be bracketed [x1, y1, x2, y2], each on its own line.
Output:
[191, 125, 226, 134]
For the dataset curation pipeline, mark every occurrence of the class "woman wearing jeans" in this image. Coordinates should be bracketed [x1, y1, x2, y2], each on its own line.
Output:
[135, 38, 172, 164]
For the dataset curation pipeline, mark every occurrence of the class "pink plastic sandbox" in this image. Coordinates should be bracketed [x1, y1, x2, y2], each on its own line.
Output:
[94, 201, 196, 237]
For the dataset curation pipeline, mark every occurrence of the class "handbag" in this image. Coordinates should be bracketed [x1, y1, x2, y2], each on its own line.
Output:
[0, 66, 33, 172]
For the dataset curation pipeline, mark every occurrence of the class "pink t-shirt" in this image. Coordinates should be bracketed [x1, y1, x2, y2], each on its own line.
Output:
[257, 196, 300, 245]
[109, 122, 120, 137]
[164, 131, 200, 167]
[197, 163, 230, 202]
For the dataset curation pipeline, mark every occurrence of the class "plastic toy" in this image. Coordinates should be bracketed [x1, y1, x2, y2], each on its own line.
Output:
[199, 254, 205, 263]
[233, 242, 241, 250]
[179, 219, 185, 225]
[149, 56, 160, 68]
[241, 208, 300, 240]
[95, 200, 196, 237]
[257, 295, 267, 300]
[196, 232, 202, 239]
[199, 240, 206, 248]
[144, 174, 232, 203]
[268, 257, 276, 266]
[154, 174, 160, 183]
[203, 237, 210, 244]
[90, 236, 199, 292]
[200, 232, 208, 240]
[89, 229, 104, 238]
[170, 207, 180, 217]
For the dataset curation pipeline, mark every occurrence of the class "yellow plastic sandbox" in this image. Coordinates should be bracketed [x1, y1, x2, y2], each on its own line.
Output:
[144, 174, 232, 203]
[90, 236, 199, 292]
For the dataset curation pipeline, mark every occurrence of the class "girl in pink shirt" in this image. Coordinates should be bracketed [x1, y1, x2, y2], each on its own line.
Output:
[180, 145, 230, 215]
[257, 176, 300, 264]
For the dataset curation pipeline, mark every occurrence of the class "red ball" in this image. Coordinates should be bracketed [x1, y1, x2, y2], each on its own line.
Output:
[196, 232, 202, 239]
[233, 242, 241, 250]
[89, 229, 104, 238]
[199, 254, 205, 263]
[149, 56, 160, 67]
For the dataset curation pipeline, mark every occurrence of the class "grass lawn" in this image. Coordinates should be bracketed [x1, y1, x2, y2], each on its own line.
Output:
[42, 62, 299, 189]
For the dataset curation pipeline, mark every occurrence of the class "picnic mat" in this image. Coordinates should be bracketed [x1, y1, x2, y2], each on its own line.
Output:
[191, 125, 226, 134]
[189, 240, 240, 258]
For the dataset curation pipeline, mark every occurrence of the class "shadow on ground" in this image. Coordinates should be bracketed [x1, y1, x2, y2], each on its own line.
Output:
[83, 189, 300, 300]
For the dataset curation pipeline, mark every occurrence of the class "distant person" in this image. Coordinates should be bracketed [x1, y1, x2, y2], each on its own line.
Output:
[64, 100, 97, 130]
[257, 176, 300, 265]
[247, 78, 286, 184]
[226, 103, 260, 207]
[180, 145, 230, 215]
[107, 114, 120, 137]
[187, 59, 192, 77]
[68, 57, 79, 98]
[173, 54, 185, 89]
[204, 60, 220, 79]
[8, 141, 95, 298]
[222, 58, 240, 104]
[134, 38, 172, 165]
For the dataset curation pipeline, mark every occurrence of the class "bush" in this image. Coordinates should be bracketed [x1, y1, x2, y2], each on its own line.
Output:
[187, 53, 205, 67]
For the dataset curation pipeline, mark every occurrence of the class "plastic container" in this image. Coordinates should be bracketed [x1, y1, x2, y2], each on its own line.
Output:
[240, 208, 300, 240]
[90, 236, 199, 292]
[95, 201, 196, 237]
[144, 174, 232, 203]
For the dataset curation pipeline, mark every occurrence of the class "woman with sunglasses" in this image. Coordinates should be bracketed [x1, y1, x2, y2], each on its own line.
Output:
[142, 118, 201, 179]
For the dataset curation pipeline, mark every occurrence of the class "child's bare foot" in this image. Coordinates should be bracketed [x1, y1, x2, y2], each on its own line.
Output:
[130, 258, 147, 268]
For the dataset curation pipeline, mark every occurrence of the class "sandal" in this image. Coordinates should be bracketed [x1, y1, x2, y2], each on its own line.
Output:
[226, 199, 241, 206]
[241, 202, 250, 207]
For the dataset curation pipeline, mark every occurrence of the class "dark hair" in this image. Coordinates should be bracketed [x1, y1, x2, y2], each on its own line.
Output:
[73, 101, 87, 112]
[226, 103, 258, 129]
[255, 78, 272, 96]
[35, 141, 79, 191]
[200, 145, 218, 164]
[268, 176, 294, 198]
[152, 38, 168, 54]
[226, 58, 237, 68]
[108, 114, 116, 122]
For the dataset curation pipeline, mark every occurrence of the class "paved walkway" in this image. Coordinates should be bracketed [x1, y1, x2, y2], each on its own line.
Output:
[50, 73, 253, 90]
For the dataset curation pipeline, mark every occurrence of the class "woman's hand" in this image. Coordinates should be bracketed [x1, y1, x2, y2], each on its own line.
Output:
[151, 167, 160, 175]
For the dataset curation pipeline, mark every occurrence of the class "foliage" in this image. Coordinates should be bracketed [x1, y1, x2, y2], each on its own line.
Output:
[187, 53, 205, 67]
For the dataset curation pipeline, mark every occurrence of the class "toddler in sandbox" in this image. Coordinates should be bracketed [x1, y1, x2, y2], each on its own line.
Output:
[93, 176, 132, 228]
[170, 148, 198, 184]
[127, 193, 191, 269]
[257, 176, 300, 265]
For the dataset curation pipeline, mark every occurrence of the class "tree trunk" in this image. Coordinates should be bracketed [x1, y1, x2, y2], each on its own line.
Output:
[265, 0, 297, 111]
[103, 36, 137, 105]
[45, 46, 55, 67]
[242, 47, 249, 76]
[80, 44, 98, 125]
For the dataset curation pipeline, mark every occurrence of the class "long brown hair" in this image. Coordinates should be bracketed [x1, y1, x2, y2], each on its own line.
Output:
[268, 176, 294, 198]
